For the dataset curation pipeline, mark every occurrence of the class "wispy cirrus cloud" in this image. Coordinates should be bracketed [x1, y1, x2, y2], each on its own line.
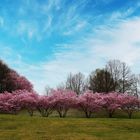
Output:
[9, 15, 139, 94]
[36, 16, 140, 92]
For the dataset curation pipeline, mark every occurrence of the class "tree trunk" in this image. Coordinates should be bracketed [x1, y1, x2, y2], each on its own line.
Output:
[128, 112, 132, 119]
[28, 109, 33, 116]
[109, 112, 113, 118]
[85, 111, 92, 118]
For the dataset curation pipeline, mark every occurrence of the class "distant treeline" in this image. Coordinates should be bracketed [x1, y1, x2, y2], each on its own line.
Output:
[45, 60, 140, 97]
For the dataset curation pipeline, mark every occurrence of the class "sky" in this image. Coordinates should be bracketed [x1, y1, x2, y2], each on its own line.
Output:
[0, 0, 140, 94]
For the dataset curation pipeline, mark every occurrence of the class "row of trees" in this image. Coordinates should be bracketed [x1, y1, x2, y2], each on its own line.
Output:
[0, 60, 33, 92]
[48, 60, 140, 97]
[1, 59, 139, 97]
[0, 89, 139, 118]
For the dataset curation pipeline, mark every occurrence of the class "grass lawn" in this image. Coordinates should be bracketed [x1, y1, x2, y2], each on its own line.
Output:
[0, 113, 140, 140]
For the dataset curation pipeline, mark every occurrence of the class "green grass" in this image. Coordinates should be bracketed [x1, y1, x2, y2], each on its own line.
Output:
[0, 113, 140, 140]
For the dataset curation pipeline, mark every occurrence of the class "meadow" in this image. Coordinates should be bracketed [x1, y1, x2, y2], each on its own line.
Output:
[0, 110, 140, 140]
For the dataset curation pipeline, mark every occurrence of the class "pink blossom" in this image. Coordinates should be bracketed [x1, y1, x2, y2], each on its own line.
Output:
[101, 92, 121, 118]
[77, 92, 102, 118]
[118, 94, 140, 118]
[37, 95, 54, 117]
[51, 89, 77, 117]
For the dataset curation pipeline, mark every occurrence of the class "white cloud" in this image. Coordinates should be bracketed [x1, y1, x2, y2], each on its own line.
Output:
[43, 15, 52, 33]
[30, 16, 140, 94]
[91, 17, 140, 65]
[63, 20, 87, 35]
[16, 20, 41, 41]
[2, 16, 140, 94]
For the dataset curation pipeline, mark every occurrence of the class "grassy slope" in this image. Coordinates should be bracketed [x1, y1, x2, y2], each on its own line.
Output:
[0, 113, 140, 140]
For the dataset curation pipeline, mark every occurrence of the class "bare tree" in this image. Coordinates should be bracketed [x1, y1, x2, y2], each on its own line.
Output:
[56, 82, 66, 90]
[45, 85, 53, 96]
[65, 72, 86, 95]
[106, 60, 122, 91]
[106, 60, 133, 93]
[120, 62, 132, 93]
[129, 74, 140, 97]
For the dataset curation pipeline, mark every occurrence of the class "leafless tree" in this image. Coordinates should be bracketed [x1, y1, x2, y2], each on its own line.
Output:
[56, 82, 66, 90]
[65, 72, 86, 95]
[106, 60, 133, 93]
[45, 85, 53, 96]
[120, 62, 132, 93]
[129, 74, 140, 97]
[106, 60, 122, 91]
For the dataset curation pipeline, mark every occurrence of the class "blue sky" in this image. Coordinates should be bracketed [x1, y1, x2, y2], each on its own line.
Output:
[0, 0, 140, 94]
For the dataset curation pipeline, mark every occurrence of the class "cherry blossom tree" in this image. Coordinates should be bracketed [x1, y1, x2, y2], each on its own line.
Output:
[37, 95, 54, 117]
[0, 92, 13, 113]
[118, 94, 140, 118]
[0, 91, 21, 114]
[5, 71, 33, 92]
[101, 92, 121, 118]
[51, 89, 77, 118]
[77, 92, 102, 118]
[11, 90, 38, 116]
[0, 60, 33, 93]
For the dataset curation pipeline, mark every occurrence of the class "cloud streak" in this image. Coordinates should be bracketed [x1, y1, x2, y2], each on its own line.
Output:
[35, 16, 140, 93]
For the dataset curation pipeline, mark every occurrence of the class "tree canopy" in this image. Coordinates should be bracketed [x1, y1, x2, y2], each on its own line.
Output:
[0, 60, 33, 93]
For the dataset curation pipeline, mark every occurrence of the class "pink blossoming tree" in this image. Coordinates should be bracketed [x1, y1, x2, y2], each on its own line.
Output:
[37, 95, 54, 117]
[11, 90, 38, 116]
[77, 92, 102, 118]
[118, 94, 140, 118]
[51, 89, 77, 118]
[101, 92, 121, 118]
